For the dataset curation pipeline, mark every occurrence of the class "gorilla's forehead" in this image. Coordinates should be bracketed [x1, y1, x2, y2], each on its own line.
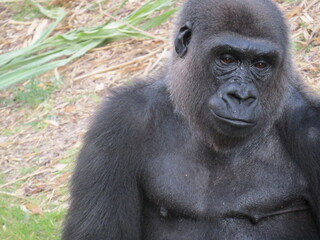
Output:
[201, 33, 283, 57]
[177, 0, 288, 49]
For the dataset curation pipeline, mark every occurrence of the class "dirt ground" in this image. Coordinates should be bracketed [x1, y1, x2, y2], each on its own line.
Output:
[0, 0, 319, 209]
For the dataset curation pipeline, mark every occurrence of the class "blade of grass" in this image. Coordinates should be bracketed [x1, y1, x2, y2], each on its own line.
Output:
[125, 0, 176, 28]
[125, 0, 175, 21]
[33, 9, 67, 44]
[141, 9, 178, 30]
[29, 0, 65, 20]
[0, 40, 101, 89]
[0, 49, 66, 73]
[0, 9, 67, 66]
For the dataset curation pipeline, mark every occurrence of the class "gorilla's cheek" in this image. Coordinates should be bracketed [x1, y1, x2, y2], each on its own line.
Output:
[207, 83, 261, 134]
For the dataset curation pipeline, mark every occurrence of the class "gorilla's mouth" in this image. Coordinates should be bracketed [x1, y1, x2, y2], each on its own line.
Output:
[212, 111, 257, 127]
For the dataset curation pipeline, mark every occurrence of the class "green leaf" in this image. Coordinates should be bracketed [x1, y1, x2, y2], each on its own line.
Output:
[126, 0, 175, 22]
[141, 9, 178, 30]
[0, 41, 101, 90]
[33, 9, 67, 44]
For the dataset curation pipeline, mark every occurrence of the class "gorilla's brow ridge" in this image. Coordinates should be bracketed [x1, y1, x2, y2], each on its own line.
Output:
[204, 35, 281, 61]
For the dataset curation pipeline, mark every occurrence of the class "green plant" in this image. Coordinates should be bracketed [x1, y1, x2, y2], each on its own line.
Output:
[0, 0, 178, 90]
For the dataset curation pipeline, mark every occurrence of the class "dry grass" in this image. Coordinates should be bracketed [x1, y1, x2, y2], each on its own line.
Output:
[0, 0, 319, 211]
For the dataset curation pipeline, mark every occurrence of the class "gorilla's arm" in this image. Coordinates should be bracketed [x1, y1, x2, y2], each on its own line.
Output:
[279, 89, 320, 230]
[62, 88, 147, 240]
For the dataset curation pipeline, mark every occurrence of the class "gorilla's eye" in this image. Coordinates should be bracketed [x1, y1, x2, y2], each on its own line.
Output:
[254, 62, 267, 69]
[220, 55, 235, 64]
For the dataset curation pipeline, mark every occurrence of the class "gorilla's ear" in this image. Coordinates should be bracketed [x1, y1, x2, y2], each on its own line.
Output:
[174, 21, 193, 58]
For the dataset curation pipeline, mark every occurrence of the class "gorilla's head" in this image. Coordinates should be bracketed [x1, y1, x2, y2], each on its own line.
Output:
[168, 0, 292, 150]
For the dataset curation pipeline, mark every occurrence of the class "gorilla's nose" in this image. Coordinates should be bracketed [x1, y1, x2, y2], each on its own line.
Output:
[223, 88, 258, 107]
[208, 83, 261, 125]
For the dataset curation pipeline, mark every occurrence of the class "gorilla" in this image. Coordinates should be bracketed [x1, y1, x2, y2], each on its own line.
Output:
[63, 0, 320, 239]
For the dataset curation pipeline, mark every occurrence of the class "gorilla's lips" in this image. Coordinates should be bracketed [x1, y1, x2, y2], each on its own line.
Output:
[211, 110, 257, 127]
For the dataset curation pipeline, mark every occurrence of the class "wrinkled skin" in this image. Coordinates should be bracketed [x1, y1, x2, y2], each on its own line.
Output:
[63, 0, 320, 239]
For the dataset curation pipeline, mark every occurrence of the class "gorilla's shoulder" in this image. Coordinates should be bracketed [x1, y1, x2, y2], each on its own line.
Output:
[85, 79, 174, 141]
[286, 88, 320, 127]
[279, 88, 320, 150]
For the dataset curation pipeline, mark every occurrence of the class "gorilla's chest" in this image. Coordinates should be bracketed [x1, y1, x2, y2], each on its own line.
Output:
[144, 149, 307, 219]
[141, 140, 318, 239]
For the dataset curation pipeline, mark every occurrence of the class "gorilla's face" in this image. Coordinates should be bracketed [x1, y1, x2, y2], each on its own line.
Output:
[171, 21, 285, 146]
[206, 34, 280, 137]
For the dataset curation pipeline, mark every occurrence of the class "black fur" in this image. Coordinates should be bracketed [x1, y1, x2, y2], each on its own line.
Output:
[63, 0, 320, 239]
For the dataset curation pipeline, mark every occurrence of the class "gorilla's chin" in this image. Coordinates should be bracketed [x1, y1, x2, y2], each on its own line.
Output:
[207, 112, 260, 139]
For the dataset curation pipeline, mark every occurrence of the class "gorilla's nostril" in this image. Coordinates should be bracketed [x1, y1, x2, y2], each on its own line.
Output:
[226, 92, 257, 105]
[246, 97, 257, 105]
[227, 93, 242, 101]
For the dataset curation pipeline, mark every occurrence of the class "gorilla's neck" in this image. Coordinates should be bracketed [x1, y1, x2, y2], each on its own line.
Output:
[196, 124, 273, 154]
[171, 104, 272, 154]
